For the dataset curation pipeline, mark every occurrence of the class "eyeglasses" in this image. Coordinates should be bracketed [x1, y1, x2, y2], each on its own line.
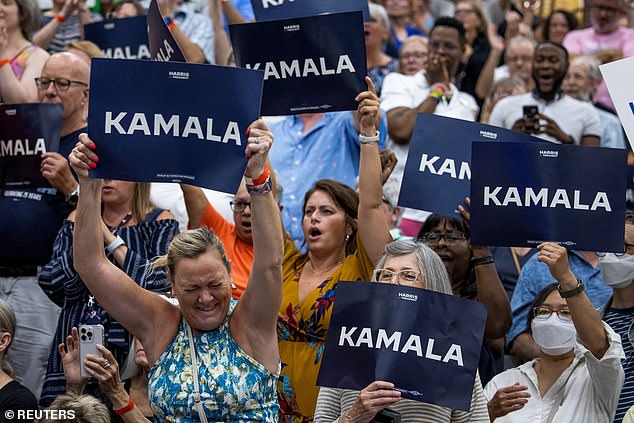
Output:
[401, 52, 427, 60]
[533, 306, 572, 321]
[596, 243, 634, 257]
[35, 77, 88, 91]
[455, 8, 475, 15]
[230, 200, 251, 213]
[373, 268, 422, 286]
[420, 232, 467, 246]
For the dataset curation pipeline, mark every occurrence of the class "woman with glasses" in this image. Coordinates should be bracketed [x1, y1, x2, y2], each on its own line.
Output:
[398, 35, 428, 76]
[365, 3, 398, 97]
[314, 238, 490, 422]
[277, 78, 388, 422]
[37, 179, 178, 406]
[418, 210, 511, 386]
[484, 242, 624, 422]
[0, 0, 49, 103]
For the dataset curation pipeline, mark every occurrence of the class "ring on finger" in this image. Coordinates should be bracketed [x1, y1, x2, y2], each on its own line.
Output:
[102, 359, 110, 369]
[546, 252, 551, 258]
[254, 136, 260, 144]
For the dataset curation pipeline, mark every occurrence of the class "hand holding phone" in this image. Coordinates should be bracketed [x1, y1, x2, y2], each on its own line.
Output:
[522, 105, 539, 134]
[79, 324, 104, 379]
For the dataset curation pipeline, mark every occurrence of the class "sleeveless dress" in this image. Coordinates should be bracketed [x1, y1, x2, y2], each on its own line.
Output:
[277, 235, 375, 422]
[148, 299, 280, 422]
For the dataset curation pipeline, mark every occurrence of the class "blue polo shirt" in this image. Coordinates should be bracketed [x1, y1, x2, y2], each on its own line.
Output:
[508, 250, 612, 344]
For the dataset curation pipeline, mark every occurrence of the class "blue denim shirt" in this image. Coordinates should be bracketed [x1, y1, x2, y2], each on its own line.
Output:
[508, 250, 613, 343]
[269, 112, 387, 246]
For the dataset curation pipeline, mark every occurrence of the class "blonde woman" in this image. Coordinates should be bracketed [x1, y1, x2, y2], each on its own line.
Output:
[38, 181, 178, 406]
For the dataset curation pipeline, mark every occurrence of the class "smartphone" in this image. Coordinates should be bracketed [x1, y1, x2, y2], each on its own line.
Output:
[372, 409, 402, 423]
[79, 324, 104, 378]
[523, 105, 538, 123]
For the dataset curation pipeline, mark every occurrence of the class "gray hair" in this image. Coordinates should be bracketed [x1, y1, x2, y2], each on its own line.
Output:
[571, 55, 602, 83]
[0, 299, 16, 377]
[507, 35, 537, 51]
[15, 0, 41, 40]
[369, 2, 390, 28]
[374, 239, 453, 295]
[39, 393, 110, 423]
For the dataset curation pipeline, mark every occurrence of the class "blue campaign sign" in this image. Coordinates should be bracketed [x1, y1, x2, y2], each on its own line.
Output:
[230, 12, 367, 116]
[148, 0, 186, 62]
[87, 58, 263, 193]
[251, 0, 370, 22]
[398, 114, 541, 217]
[0, 103, 63, 188]
[84, 16, 150, 60]
[470, 142, 627, 252]
[317, 281, 486, 412]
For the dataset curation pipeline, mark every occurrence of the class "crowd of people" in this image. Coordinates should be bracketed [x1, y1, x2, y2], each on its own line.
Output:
[1, 0, 634, 421]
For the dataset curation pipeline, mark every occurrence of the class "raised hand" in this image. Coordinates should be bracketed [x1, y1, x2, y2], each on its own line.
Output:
[68, 133, 98, 179]
[244, 119, 273, 179]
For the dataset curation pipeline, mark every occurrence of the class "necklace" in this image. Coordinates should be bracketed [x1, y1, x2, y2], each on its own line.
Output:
[306, 258, 344, 275]
[105, 212, 133, 235]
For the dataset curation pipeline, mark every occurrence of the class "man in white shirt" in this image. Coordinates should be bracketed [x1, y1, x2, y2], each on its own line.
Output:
[489, 42, 602, 146]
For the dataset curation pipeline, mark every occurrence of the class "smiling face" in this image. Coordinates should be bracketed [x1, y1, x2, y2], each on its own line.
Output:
[0, 0, 20, 33]
[454, 1, 481, 33]
[548, 12, 571, 44]
[424, 220, 471, 285]
[563, 62, 594, 101]
[302, 190, 350, 257]
[376, 253, 425, 288]
[171, 250, 232, 334]
[532, 43, 568, 98]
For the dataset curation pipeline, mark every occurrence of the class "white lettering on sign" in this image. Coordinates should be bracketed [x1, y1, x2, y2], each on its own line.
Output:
[154, 39, 175, 62]
[338, 326, 464, 366]
[104, 112, 242, 145]
[261, 0, 294, 8]
[0, 138, 46, 157]
[479, 130, 497, 139]
[483, 187, 611, 211]
[245, 55, 355, 80]
[418, 154, 471, 180]
[103, 45, 151, 60]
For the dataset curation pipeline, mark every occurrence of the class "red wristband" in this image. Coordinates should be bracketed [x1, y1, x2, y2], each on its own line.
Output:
[246, 166, 270, 186]
[55, 14, 65, 23]
[0, 59, 10, 68]
[167, 20, 176, 30]
[114, 399, 135, 415]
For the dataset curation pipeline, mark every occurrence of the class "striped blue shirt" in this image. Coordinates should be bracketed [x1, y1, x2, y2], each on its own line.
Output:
[603, 306, 634, 423]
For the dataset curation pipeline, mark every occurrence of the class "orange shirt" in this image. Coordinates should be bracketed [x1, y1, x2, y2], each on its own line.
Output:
[199, 203, 253, 299]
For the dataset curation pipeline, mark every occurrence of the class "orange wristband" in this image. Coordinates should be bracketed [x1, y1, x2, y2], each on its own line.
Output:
[167, 20, 176, 30]
[55, 14, 65, 23]
[0, 59, 10, 68]
[114, 399, 135, 415]
[246, 166, 270, 186]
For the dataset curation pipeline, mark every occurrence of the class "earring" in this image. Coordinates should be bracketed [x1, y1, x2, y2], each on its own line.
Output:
[346, 234, 350, 242]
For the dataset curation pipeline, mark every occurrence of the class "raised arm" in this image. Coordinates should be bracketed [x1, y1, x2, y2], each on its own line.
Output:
[538, 242, 609, 359]
[357, 76, 392, 264]
[69, 134, 172, 349]
[232, 119, 283, 372]
[180, 184, 209, 228]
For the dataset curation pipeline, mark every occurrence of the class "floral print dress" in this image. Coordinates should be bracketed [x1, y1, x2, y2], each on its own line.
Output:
[277, 235, 375, 422]
[148, 300, 280, 422]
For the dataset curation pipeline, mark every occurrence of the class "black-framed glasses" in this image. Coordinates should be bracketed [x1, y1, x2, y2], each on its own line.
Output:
[35, 77, 88, 91]
[372, 268, 422, 286]
[533, 306, 572, 321]
[597, 243, 634, 257]
[420, 232, 467, 246]
[230, 200, 251, 213]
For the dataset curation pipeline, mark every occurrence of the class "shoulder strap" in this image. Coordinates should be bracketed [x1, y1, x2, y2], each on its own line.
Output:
[545, 358, 585, 423]
[144, 208, 165, 223]
[185, 323, 209, 423]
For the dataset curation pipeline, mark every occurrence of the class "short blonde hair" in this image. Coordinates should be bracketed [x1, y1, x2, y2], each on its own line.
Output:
[67, 41, 105, 59]
[0, 299, 16, 377]
[39, 393, 109, 423]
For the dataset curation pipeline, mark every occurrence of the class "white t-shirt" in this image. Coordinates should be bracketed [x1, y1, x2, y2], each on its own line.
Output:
[488, 92, 603, 144]
[483, 323, 624, 423]
[380, 71, 479, 224]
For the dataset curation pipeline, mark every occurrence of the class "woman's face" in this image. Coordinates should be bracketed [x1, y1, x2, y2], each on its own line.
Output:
[364, 15, 389, 51]
[0, 0, 21, 32]
[400, 40, 428, 75]
[548, 12, 570, 44]
[375, 253, 424, 288]
[171, 250, 232, 334]
[133, 337, 149, 370]
[455, 2, 481, 32]
[425, 220, 471, 283]
[384, 0, 410, 19]
[303, 190, 350, 257]
[112, 2, 140, 18]
[102, 180, 135, 208]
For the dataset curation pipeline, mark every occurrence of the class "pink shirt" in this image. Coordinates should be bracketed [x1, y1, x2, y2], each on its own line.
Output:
[563, 27, 634, 109]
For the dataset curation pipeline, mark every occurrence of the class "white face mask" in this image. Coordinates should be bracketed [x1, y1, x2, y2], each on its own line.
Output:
[600, 253, 634, 289]
[531, 314, 577, 356]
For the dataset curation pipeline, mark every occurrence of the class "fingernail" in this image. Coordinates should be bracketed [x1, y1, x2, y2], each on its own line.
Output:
[92, 156, 99, 163]
[90, 143, 96, 149]
[90, 163, 96, 169]
[246, 129, 250, 135]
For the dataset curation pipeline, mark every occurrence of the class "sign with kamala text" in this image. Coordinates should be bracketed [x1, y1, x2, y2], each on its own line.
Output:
[600, 56, 634, 151]
[398, 114, 540, 216]
[85, 16, 150, 60]
[148, 0, 186, 62]
[87, 58, 263, 193]
[250, 0, 370, 22]
[230, 12, 367, 116]
[317, 281, 486, 412]
[0, 104, 63, 188]
[470, 141, 627, 252]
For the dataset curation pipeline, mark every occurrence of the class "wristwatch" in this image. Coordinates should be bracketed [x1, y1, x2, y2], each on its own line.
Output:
[66, 185, 80, 207]
[558, 278, 585, 298]
[359, 131, 380, 144]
